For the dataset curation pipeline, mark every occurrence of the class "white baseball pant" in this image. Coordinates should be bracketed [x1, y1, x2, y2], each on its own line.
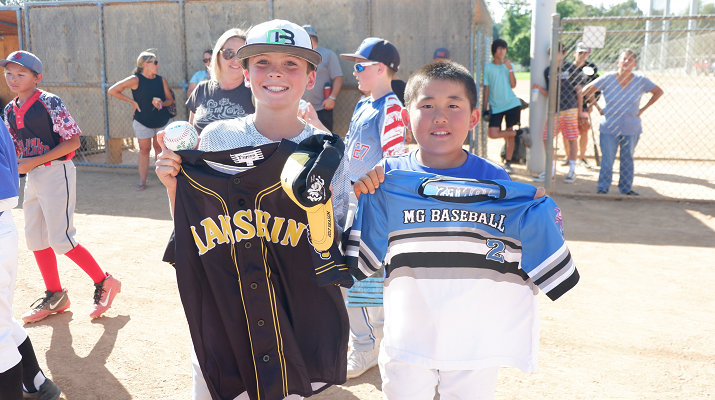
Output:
[0, 203, 29, 373]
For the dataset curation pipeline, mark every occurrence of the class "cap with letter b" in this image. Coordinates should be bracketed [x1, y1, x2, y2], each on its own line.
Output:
[237, 19, 322, 68]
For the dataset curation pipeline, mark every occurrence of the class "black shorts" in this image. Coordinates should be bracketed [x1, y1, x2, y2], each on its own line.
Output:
[488, 105, 521, 128]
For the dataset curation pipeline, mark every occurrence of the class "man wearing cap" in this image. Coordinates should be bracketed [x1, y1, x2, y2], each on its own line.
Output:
[301, 25, 343, 132]
[339, 37, 407, 379]
[433, 47, 450, 61]
[572, 41, 599, 169]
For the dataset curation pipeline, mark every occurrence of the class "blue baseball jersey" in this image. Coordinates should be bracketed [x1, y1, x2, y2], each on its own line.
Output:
[345, 170, 579, 372]
[344, 92, 407, 181]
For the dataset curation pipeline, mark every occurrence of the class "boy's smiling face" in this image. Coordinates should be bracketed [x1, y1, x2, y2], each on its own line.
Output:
[403, 79, 479, 167]
[244, 52, 316, 110]
[4, 62, 41, 97]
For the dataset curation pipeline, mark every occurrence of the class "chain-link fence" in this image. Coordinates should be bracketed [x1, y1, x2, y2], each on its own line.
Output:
[539, 15, 715, 202]
[2, 0, 491, 169]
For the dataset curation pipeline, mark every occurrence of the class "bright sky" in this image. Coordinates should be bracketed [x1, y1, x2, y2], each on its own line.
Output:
[489, 0, 711, 22]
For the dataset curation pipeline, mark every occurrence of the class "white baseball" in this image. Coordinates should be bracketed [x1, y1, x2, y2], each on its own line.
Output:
[163, 121, 199, 151]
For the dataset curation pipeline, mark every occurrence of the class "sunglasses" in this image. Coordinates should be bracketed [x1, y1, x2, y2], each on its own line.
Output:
[146, 60, 158, 65]
[220, 49, 240, 61]
[203, 58, 211, 63]
[354, 61, 379, 73]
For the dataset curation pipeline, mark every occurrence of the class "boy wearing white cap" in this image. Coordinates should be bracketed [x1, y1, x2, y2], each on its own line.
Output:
[156, 20, 350, 400]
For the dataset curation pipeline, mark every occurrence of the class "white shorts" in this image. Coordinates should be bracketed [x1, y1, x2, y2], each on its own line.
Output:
[379, 345, 499, 400]
[23, 160, 78, 254]
[132, 120, 167, 140]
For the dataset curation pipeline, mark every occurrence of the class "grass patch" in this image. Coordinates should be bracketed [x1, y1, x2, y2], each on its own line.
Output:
[515, 72, 530, 81]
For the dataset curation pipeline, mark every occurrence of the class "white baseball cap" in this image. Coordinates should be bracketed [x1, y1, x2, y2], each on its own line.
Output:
[237, 20, 322, 68]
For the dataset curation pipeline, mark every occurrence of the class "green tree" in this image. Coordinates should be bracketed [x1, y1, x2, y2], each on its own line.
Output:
[498, 0, 532, 67]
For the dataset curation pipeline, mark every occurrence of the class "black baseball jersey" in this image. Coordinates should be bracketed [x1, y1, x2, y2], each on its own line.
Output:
[3, 89, 80, 160]
[163, 140, 350, 400]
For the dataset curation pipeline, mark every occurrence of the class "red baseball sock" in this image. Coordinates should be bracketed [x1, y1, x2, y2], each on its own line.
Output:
[33, 248, 62, 292]
[64, 244, 106, 284]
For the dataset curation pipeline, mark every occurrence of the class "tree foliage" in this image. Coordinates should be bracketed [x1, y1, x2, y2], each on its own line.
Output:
[496, 0, 653, 67]
[497, 0, 532, 67]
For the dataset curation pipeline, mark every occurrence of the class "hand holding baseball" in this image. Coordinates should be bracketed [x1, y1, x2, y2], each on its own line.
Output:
[155, 131, 182, 192]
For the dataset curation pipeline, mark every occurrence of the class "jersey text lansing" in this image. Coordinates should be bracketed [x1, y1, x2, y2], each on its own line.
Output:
[191, 209, 307, 255]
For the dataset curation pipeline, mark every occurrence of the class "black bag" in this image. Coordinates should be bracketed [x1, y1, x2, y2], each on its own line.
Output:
[167, 88, 178, 117]
[500, 127, 528, 165]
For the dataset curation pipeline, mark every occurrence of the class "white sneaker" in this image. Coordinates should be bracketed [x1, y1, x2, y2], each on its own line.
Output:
[346, 348, 378, 379]
[532, 172, 546, 182]
[564, 171, 576, 183]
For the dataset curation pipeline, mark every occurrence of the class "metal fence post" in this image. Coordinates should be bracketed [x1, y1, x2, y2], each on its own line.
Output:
[660, 0, 671, 71]
[98, 2, 110, 166]
[367, 0, 372, 37]
[16, 9, 22, 51]
[179, 0, 188, 93]
[23, 4, 29, 51]
[545, 13, 560, 191]
[471, 29, 481, 155]
[481, 33, 490, 159]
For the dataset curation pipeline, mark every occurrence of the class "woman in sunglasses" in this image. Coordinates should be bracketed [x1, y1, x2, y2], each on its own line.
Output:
[187, 49, 213, 97]
[108, 49, 174, 191]
[185, 28, 255, 136]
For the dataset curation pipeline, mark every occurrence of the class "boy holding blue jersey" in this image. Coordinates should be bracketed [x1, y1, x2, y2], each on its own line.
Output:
[351, 61, 576, 400]
[339, 38, 408, 378]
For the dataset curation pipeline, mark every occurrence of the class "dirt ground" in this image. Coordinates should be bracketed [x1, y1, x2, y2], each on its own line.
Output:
[10, 167, 715, 400]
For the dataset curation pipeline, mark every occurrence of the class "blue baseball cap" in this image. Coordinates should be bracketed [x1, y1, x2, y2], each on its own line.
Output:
[302, 25, 318, 38]
[341, 38, 400, 72]
[0, 51, 42, 74]
[433, 47, 450, 60]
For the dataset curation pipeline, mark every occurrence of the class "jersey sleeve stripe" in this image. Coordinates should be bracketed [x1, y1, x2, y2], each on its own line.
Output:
[383, 119, 404, 136]
[542, 265, 579, 301]
[533, 251, 572, 286]
[386, 104, 402, 114]
[381, 136, 404, 154]
[358, 243, 382, 273]
[527, 242, 569, 278]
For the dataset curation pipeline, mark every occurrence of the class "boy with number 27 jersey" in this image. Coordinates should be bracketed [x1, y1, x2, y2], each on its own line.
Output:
[345, 93, 406, 181]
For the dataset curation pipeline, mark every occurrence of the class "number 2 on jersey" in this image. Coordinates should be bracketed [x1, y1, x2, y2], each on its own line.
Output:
[485, 239, 505, 263]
